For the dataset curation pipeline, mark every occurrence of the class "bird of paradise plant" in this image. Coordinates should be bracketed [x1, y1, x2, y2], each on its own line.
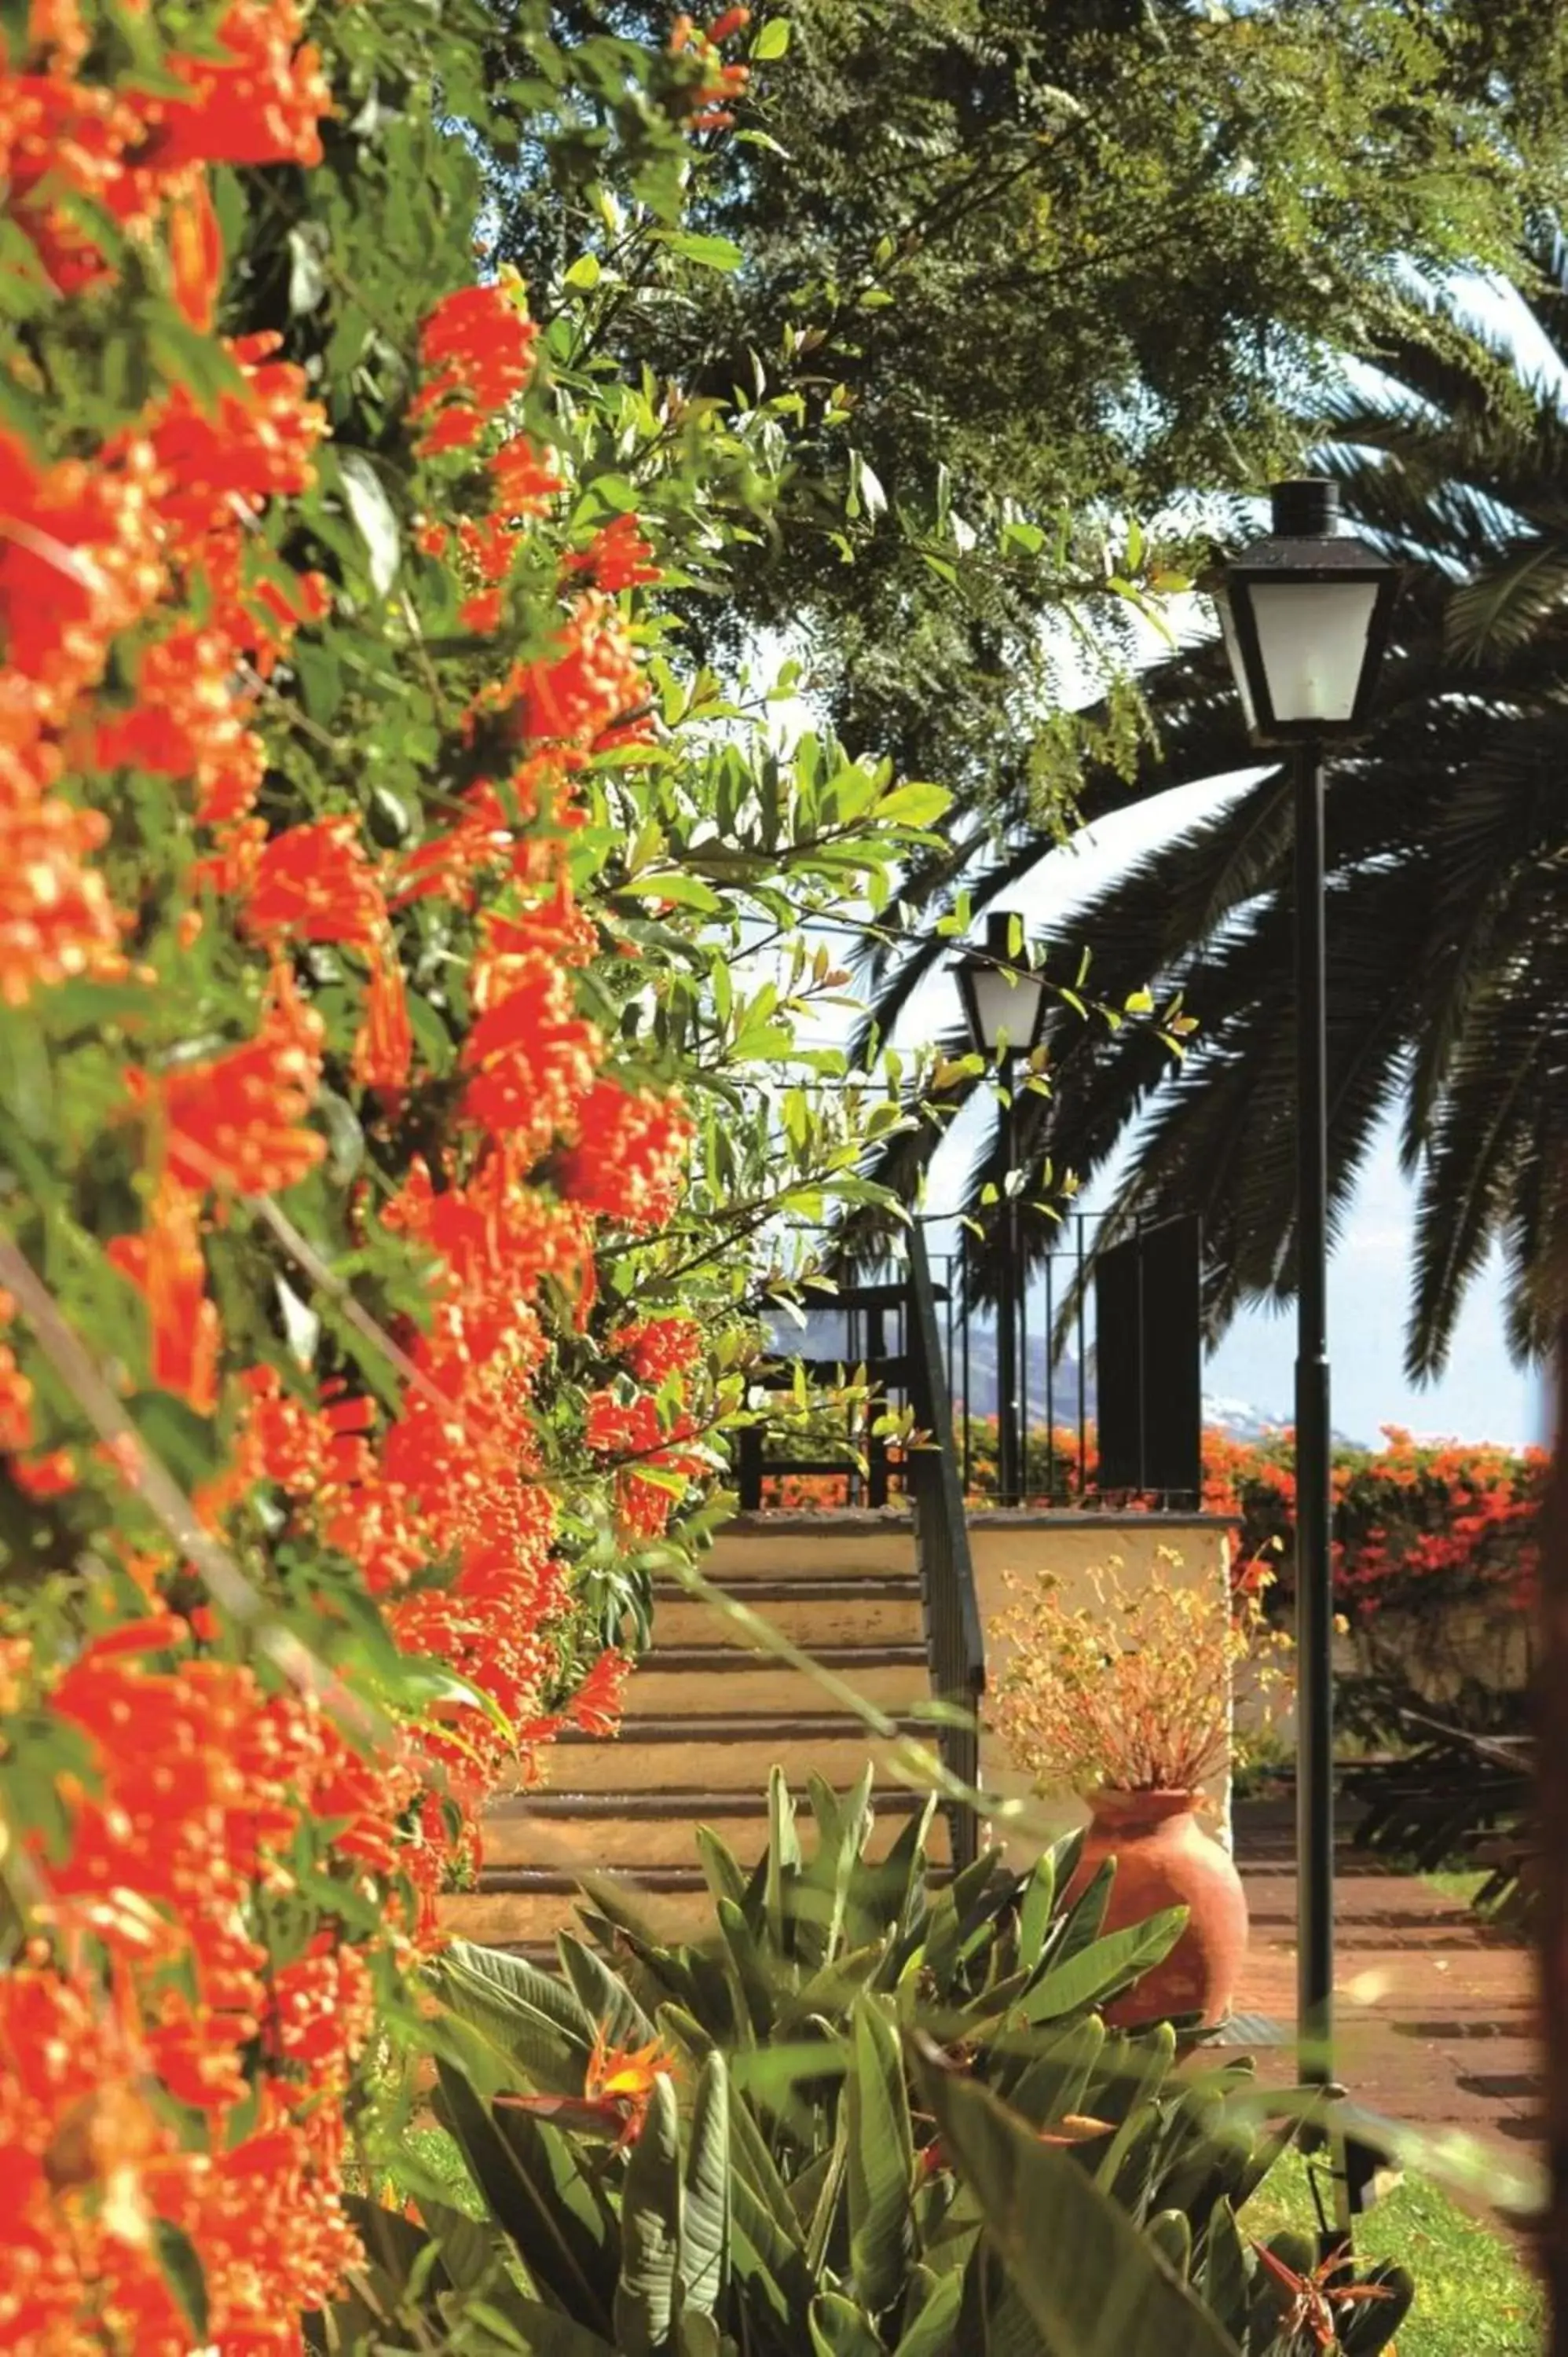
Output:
[494, 2023, 678, 2151]
[1251, 2238, 1398, 2353]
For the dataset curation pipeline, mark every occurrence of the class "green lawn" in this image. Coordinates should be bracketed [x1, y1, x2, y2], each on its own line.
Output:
[1244, 2150, 1544, 2355]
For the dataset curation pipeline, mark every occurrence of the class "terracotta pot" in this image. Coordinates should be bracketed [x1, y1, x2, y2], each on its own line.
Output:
[1064, 1788, 1247, 2029]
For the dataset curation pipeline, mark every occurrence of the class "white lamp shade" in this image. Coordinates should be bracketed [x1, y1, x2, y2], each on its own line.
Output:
[1214, 589, 1258, 736]
[963, 962, 1049, 1054]
[1245, 577, 1383, 727]
[1216, 480, 1400, 745]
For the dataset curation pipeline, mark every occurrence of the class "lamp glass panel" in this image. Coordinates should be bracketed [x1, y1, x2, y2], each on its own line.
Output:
[965, 964, 1047, 1053]
[1214, 590, 1258, 735]
[1247, 578, 1380, 724]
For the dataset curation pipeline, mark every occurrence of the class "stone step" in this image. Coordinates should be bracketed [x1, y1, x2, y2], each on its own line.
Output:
[647, 1576, 924, 1651]
[705, 1523, 917, 1585]
[482, 1787, 952, 1871]
[629, 1645, 930, 1719]
[444, 1849, 954, 1952]
[443, 1882, 714, 1948]
[532, 1719, 943, 1794]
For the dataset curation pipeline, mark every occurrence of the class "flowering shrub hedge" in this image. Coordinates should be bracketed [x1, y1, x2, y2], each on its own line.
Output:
[763, 1417, 1546, 1621]
[1203, 1425, 1547, 1621]
[0, 4, 952, 2346]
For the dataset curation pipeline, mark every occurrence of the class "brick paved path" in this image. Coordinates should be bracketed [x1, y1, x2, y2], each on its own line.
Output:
[1233, 1799, 1541, 2158]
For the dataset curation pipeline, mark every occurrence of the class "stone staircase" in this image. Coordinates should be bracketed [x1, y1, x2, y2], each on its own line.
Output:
[441, 1516, 951, 1955]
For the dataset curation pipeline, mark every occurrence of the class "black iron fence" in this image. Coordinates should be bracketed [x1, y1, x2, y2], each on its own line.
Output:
[741, 1210, 1203, 1512]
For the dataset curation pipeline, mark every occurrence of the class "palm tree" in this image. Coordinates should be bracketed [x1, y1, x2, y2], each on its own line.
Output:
[863, 243, 1568, 1378]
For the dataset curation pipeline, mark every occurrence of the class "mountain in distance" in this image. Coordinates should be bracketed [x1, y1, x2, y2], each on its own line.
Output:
[765, 1308, 1316, 1442]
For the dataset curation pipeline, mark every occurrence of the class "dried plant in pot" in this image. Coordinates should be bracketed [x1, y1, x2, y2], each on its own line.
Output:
[990, 1549, 1291, 2028]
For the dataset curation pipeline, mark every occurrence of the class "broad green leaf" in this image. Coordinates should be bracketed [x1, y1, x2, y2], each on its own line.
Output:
[717, 1895, 777, 2040]
[1017, 1853, 1056, 1971]
[621, 872, 725, 911]
[434, 2061, 615, 2335]
[891, 2264, 965, 2357]
[696, 1822, 751, 1912]
[484, 2300, 617, 2355]
[765, 1765, 800, 1956]
[151, 2220, 209, 2344]
[1006, 2015, 1106, 2131]
[1200, 2198, 1250, 2338]
[1024, 1908, 1188, 2022]
[614, 2073, 683, 2357]
[658, 230, 744, 270]
[681, 2053, 731, 2315]
[845, 1998, 915, 2320]
[675, 2312, 724, 2357]
[808, 2290, 884, 2357]
[874, 782, 951, 829]
[913, 2054, 1240, 2357]
[431, 1947, 589, 2095]
[1146, 2209, 1192, 2278]
[558, 1930, 658, 2049]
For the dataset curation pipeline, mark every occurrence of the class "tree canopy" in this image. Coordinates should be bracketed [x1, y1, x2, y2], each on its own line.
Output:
[494, 0, 1568, 803]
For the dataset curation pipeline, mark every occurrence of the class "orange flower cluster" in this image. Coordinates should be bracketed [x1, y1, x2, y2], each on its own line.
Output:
[584, 1388, 708, 1540]
[1, 1615, 394, 2351]
[610, 1314, 704, 1387]
[669, 5, 752, 131]
[0, 5, 709, 2349]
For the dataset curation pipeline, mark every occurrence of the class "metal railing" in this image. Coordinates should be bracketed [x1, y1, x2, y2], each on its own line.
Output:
[745, 1210, 1204, 1512]
[903, 1225, 984, 1869]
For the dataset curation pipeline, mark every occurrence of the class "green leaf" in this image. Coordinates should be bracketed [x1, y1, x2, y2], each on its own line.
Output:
[558, 1930, 658, 2050]
[913, 2053, 1240, 2357]
[1006, 2015, 1106, 2131]
[675, 2313, 724, 2357]
[615, 2073, 683, 2357]
[696, 1822, 751, 1913]
[151, 2220, 209, 2344]
[484, 2302, 617, 2355]
[431, 1943, 591, 2095]
[658, 231, 745, 271]
[845, 1998, 915, 2321]
[129, 1391, 223, 1490]
[1023, 1908, 1189, 2022]
[891, 2265, 965, 2357]
[1017, 1852, 1056, 1971]
[765, 1765, 800, 1955]
[337, 449, 402, 596]
[808, 2290, 885, 2357]
[621, 871, 725, 911]
[1146, 2210, 1192, 2279]
[717, 1897, 777, 2040]
[434, 2060, 616, 2335]
[1200, 2198, 1250, 2338]
[287, 221, 330, 315]
[874, 782, 951, 830]
[753, 16, 791, 58]
[681, 2053, 731, 2314]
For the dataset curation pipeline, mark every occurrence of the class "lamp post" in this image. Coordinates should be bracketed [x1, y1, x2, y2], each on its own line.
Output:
[1213, 479, 1398, 2142]
[953, 911, 1050, 1507]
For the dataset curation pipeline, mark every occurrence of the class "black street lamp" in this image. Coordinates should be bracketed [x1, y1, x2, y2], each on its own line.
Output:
[1214, 478, 1398, 2187]
[953, 911, 1050, 1507]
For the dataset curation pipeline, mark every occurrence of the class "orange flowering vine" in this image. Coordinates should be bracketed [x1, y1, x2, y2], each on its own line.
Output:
[0, 0, 724, 2344]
